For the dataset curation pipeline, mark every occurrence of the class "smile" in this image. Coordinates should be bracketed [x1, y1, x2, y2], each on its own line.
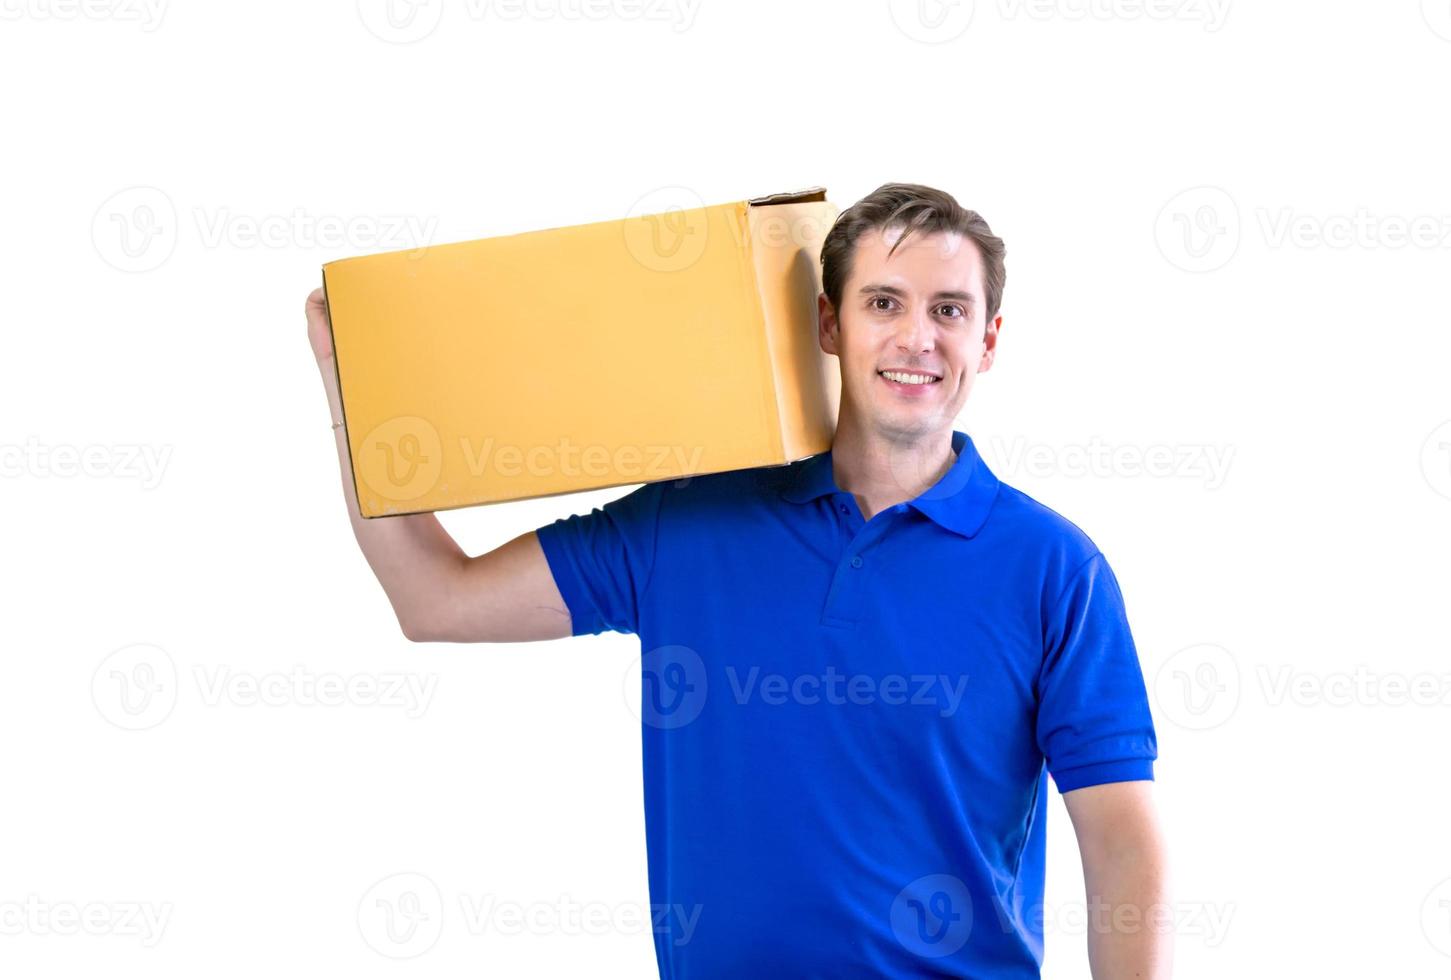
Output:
[877, 369, 942, 386]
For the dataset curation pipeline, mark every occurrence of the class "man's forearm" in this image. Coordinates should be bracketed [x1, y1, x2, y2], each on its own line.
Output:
[326, 416, 468, 638]
[309, 289, 467, 638]
[1081, 841, 1173, 978]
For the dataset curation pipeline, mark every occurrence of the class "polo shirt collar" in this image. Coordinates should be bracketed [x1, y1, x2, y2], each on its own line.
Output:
[779, 429, 1000, 539]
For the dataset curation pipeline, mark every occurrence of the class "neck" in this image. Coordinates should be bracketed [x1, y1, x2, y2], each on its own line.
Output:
[830, 416, 958, 521]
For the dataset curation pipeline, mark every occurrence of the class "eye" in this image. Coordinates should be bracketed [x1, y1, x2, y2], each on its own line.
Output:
[937, 304, 964, 318]
[870, 295, 897, 313]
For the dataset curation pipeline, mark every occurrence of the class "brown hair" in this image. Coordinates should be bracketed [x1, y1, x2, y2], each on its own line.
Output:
[820, 182, 1006, 325]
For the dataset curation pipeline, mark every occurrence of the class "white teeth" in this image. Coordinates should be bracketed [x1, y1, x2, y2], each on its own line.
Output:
[880, 370, 938, 385]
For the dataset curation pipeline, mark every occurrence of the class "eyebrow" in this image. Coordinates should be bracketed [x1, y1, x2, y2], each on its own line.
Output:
[858, 283, 976, 305]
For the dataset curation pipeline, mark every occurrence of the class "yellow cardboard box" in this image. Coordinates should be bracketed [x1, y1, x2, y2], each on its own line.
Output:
[322, 187, 841, 518]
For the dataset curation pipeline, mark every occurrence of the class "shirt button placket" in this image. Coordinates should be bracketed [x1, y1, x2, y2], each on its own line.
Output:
[821, 508, 892, 628]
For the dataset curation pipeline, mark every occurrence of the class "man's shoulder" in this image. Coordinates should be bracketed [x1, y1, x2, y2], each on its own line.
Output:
[594, 461, 796, 534]
[648, 457, 803, 504]
[985, 477, 1105, 568]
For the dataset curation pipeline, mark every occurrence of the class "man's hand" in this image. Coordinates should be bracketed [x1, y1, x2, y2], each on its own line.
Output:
[1062, 780, 1173, 979]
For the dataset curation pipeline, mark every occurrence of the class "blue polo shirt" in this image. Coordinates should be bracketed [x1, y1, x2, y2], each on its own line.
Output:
[534, 429, 1157, 978]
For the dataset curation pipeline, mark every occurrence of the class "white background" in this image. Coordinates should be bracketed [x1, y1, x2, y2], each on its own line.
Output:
[3, 0, 1449, 976]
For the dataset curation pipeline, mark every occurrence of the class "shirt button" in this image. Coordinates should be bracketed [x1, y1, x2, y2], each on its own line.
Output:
[839, 503, 849, 514]
[850, 555, 863, 568]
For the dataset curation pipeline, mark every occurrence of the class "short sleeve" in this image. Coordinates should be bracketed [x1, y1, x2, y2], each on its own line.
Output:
[534, 481, 667, 637]
[1037, 551, 1158, 793]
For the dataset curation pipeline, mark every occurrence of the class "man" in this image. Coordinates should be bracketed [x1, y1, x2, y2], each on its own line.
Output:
[307, 183, 1171, 978]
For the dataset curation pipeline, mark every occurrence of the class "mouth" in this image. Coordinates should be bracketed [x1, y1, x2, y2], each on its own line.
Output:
[877, 369, 942, 388]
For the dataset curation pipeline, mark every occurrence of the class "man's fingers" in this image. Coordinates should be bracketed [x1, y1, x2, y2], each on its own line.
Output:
[305, 286, 334, 362]
[305, 286, 345, 427]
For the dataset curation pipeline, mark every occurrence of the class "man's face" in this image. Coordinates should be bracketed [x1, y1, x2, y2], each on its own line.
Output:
[819, 226, 1001, 442]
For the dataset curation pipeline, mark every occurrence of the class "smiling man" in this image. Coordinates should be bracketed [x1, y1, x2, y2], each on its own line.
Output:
[308, 182, 1170, 978]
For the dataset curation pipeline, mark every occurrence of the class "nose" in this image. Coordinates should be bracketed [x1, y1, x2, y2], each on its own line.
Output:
[895, 305, 935, 355]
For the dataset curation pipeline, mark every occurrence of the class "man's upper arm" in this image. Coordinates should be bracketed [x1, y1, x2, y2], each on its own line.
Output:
[415, 529, 575, 643]
[1037, 550, 1158, 792]
[414, 482, 667, 644]
[1061, 779, 1160, 858]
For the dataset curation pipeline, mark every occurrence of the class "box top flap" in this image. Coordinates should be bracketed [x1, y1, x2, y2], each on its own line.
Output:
[748, 187, 827, 207]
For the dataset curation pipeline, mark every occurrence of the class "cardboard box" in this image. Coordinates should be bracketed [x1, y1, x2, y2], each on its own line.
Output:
[322, 187, 842, 518]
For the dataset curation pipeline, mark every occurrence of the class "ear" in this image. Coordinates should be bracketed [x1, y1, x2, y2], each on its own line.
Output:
[817, 292, 840, 356]
[978, 313, 1003, 373]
